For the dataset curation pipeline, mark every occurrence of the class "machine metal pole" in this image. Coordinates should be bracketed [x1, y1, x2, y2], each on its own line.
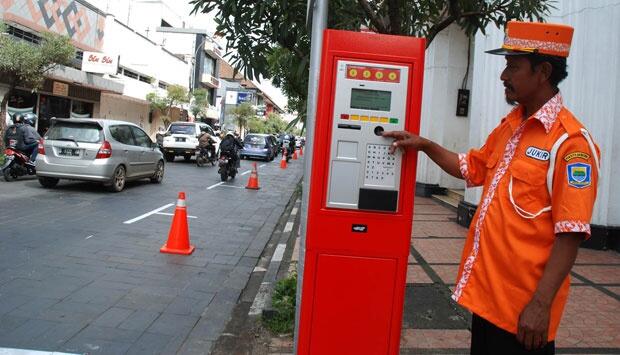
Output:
[294, 0, 327, 351]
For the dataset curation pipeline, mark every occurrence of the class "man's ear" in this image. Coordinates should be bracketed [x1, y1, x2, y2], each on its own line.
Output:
[537, 61, 553, 84]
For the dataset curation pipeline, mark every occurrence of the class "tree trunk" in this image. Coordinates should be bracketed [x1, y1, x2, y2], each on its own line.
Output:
[0, 86, 13, 154]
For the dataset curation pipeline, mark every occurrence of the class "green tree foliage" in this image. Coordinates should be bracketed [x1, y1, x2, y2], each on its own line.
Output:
[264, 113, 288, 134]
[247, 116, 266, 133]
[0, 22, 75, 150]
[146, 84, 190, 125]
[247, 112, 290, 134]
[228, 102, 255, 136]
[190, 88, 209, 120]
[190, 0, 553, 127]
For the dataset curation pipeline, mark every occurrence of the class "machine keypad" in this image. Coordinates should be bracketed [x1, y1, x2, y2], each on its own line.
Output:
[364, 144, 396, 186]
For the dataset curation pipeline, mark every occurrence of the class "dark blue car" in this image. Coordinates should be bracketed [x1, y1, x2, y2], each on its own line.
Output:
[240, 134, 276, 161]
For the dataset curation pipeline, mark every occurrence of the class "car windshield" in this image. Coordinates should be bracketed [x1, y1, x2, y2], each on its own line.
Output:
[244, 135, 266, 145]
[46, 121, 103, 143]
[169, 124, 196, 135]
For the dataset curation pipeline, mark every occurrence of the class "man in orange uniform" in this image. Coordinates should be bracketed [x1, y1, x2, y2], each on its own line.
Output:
[384, 21, 600, 354]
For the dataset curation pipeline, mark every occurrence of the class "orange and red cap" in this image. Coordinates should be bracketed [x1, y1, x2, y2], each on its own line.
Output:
[486, 21, 574, 58]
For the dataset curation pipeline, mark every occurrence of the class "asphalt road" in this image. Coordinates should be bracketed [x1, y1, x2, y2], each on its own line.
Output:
[0, 154, 304, 354]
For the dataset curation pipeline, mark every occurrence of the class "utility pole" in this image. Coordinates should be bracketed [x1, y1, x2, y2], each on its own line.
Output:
[294, 0, 327, 352]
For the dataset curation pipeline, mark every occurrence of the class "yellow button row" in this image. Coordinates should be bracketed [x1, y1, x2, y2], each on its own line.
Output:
[350, 115, 390, 123]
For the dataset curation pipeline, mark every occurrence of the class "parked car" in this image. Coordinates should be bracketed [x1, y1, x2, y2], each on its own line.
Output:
[161, 122, 220, 162]
[240, 133, 277, 161]
[36, 118, 165, 192]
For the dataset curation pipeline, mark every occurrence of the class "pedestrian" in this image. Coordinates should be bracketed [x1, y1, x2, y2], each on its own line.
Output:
[383, 21, 600, 354]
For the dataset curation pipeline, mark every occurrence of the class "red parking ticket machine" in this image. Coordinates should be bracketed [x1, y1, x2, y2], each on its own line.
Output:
[297, 30, 425, 354]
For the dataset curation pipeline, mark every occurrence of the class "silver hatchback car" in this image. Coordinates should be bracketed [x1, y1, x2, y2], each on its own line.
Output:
[36, 118, 165, 192]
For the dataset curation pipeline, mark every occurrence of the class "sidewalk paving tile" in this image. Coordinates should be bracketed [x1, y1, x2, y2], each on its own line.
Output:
[413, 238, 465, 264]
[400, 329, 471, 349]
[406, 265, 433, 284]
[572, 265, 620, 284]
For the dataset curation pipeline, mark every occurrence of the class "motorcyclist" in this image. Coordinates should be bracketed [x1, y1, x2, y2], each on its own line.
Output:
[197, 131, 216, 159]
[21, 113, 41, 163]
[3, 114, 26, 153]
[282, 133, 295, 157]
[219, 131, 243, 168]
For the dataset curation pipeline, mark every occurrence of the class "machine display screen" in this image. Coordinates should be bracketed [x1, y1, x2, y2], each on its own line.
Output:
[350, 89, 391, 111]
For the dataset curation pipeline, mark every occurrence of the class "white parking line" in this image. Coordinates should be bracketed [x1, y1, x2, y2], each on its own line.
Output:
[219, 185, 245, 189]
[240, 169, 251, 176]
[123, 203, 174, 224]
[85, 235, 94, 240]
[272, 243, 286, 262]
[207, 182, 224, 190]
[155, 212, 198, 219]
[259, 164, 266, 168]
[284, 221, 294, 233]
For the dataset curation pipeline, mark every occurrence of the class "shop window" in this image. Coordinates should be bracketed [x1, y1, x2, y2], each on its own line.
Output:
[203, 56, 216, 77]
[123, 69, 138, 79]
[158, 81, 169, 90]
[139, 75, 152, 84]
[71, 100, 93, 118]
[7, 26, 41, 44]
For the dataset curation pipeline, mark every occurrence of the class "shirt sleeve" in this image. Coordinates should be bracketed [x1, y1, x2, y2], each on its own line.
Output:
[459, 129, 499, 188]
[551, 135, 600, 237]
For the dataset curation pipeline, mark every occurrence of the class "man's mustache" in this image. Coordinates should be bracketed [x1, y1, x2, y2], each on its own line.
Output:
[503, 82, 514, 91]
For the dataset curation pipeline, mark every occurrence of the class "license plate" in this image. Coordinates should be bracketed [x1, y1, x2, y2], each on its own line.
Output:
[59, 148, 80, 156]
[175, 138, 186, 142]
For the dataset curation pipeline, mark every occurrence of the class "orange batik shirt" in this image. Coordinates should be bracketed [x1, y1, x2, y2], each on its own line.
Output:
[454, 93, 600, 341]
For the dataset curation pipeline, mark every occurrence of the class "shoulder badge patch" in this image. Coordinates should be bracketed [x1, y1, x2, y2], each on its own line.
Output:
[525, 146, 550, 161]
[567, 162, 591, 188]
[564, 151, 590, 162]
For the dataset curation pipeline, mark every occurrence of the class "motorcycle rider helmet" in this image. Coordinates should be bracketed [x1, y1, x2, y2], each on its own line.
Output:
[23, 113, 37, 127]
[13, 113, 23, 124]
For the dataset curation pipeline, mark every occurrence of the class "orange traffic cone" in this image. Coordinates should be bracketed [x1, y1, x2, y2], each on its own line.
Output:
[160, 192, 195, 255]
[292, 148, 298, 160]
[299, 146, 303, 156]
[245, 162, 260, 190]
[280, 149, 288, 169]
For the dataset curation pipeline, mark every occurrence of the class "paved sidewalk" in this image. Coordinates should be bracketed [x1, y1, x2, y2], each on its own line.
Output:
[269, 197, 620, 354]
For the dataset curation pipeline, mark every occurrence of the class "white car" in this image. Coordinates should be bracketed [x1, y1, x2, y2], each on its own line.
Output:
[161, 122, 220, 162]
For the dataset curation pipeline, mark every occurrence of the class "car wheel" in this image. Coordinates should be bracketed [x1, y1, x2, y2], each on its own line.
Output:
[165, 153, 175, 162]
[150, 161, 164, 183]
[107, 165, 126, 192]
[184, 154, 192, 162]
[38, 176, 59, 188]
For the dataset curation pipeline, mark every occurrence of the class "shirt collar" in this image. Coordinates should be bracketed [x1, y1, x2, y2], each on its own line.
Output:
[531, 92, 563, 133]
[505, 92, 563, 134]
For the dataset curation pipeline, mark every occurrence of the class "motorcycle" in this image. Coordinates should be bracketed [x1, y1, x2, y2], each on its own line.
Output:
[2, 141, 36, 182]
[218, 150, 238, 181]
[196, 145, 217, 167]
[282, 139, 293, 163]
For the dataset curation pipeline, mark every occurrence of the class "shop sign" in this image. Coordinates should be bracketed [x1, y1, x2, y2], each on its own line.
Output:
[82, 51, 119, 74]
[237, 92, 253, 104]
[52, 82, 69, 97]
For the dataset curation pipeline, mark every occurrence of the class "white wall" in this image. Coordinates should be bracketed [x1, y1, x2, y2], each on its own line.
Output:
[102, 15, 189, 101]
[418, 24, 472, 189]
[465, 0, 620, 227]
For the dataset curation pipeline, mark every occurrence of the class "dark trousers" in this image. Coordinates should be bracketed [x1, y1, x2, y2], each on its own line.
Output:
[471, 313, 555, 355]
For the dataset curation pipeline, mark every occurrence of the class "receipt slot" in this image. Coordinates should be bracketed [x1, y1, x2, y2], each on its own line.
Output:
[297, 30, 425, 354]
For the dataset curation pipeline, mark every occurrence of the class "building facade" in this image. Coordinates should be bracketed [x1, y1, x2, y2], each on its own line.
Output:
[1, 0, 223, 137]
